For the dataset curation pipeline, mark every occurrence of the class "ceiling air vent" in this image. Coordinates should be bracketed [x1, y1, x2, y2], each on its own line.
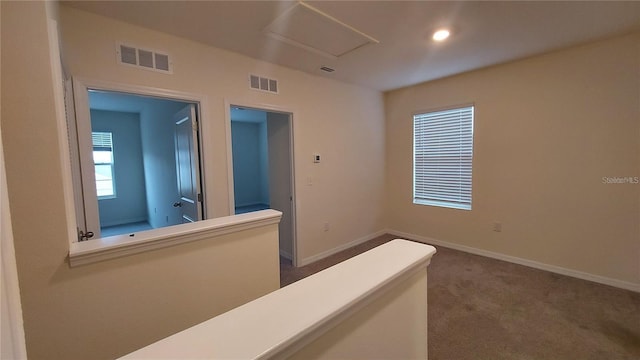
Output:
[116, 43, 173, 74]
[320, 66, 335, 73]
[249, 74, 279, 94]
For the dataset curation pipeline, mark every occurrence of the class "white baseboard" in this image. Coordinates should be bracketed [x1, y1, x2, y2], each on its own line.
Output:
[299, 229, 388, 267]
[386, 229, 640, 293]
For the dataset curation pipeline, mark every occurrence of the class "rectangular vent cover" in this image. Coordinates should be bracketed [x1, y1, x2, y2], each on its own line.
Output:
[249, 74, 278, 94]
[320, 66, 335, 73]
[117, 43, 172, 74]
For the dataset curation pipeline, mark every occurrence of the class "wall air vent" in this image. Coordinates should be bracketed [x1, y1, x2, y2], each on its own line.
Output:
[116, 43, 173, 74]
[249, 74, 279, 94]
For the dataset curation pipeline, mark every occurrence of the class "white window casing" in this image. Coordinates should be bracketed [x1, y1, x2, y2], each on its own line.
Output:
[413, 105, 474, 210]
[92, 131, 115, 199]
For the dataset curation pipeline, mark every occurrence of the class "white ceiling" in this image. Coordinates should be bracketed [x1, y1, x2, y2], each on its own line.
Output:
[63, 1, 640, 92]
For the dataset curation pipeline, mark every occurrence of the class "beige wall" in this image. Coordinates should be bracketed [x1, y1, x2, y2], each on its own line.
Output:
[288, 270, 427, 360]
[1, 2, 386, 359]
[386, 33, 640, 287]
[59, 6, 387, 263]
[4, 1, 637, 358]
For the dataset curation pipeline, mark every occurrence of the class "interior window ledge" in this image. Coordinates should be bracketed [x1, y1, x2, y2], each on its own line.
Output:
[68, 209, 282, 267]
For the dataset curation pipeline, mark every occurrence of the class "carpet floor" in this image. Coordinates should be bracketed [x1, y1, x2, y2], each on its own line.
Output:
[280, 234, 640, 359]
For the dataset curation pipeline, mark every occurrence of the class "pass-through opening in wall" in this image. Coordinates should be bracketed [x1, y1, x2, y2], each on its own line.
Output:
[66, 79, 206, 240]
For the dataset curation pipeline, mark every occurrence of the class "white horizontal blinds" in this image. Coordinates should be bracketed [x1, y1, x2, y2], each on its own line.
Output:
[92, 132, 115, 197]
[413, 106, 474, 210]
[92, 132, 113, 152]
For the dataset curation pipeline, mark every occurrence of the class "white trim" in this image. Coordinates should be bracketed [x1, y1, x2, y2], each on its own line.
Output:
[194, 99, 211, 221]
[286, 111, 298, 267]
[387, 229, 640, 293]
[70, 77, 213, 241]
[224, 99, 299, 266]
[225, 100, 297, 216]
[64, 77, 87, 233]
[298, 229, 388, 267]
[412, 102, 476, 118]
[72, 79, 102, 238]
[69, 209, 282, 267]
[1, 84, 27, 360]
[73, 77, 208, 103]
[223, 100, 236, 216]
[49, 19, 81, 246]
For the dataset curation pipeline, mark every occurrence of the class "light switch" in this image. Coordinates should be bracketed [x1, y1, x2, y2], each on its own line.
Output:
[313, 154, 321, 163]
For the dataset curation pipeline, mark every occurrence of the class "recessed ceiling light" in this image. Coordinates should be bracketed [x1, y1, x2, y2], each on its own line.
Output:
[432, 29, 450, 42]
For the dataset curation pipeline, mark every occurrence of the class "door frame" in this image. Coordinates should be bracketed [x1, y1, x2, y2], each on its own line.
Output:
[70, 77, 211, 239]
[224, 99, 299, 267]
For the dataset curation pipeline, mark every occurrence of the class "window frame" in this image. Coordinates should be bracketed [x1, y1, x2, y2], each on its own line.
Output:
[92, 131, 116, 199]
[68, 77, 211, 241]
[412, 104, 474, 211]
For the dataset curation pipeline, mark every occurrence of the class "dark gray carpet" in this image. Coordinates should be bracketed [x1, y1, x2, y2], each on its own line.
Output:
[280, 234, 640, 359]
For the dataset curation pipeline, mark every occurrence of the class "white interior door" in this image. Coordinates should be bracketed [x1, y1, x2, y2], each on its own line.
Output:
[73, 81, 102, 240]
[174, 104, 203, 223]
[64, 79, 87, 235]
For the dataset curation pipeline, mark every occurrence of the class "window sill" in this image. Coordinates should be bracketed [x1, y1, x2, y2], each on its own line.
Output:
[68, 209, 282, 267]
[97, 195, 117, 200]
[413, 199, 471, 211]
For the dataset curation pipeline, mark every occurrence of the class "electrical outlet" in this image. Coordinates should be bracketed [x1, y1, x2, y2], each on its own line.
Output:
[493, 222, 502, 232]
[323, 222, 330, 232]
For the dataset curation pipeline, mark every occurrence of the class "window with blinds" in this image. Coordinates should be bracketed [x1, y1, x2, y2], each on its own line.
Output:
[413, 105, 474, 210]
[92, 132, 115, 198]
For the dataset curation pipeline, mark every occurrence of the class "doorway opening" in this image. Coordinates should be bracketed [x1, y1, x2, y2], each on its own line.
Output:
[69, 83, 206, 240]
[229, 105, 296, 265]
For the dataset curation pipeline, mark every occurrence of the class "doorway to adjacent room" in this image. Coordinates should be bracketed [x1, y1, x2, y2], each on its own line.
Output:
[229, 105, 296, 264]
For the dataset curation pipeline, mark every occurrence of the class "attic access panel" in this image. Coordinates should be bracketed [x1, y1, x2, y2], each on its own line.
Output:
[264, 2, 379, 59]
